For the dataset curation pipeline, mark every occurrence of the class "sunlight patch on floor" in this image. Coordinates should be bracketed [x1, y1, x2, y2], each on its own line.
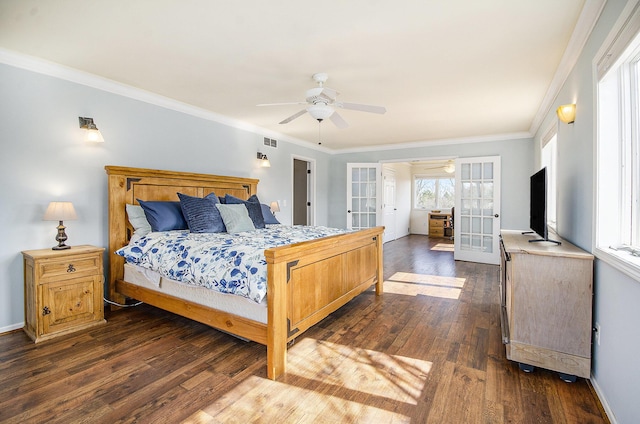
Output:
[188, 338, 432, 423]
[289, 338, 432, 405]
[431, 242, 454, 252]
[384, 281, 462, 299]
[389, 272, 465, 288]
[384, 272, 465, 299]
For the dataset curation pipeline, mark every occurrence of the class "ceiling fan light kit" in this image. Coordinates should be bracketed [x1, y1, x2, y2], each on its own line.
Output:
[307, 103, 334, 121]
[258, 73, 386, 129]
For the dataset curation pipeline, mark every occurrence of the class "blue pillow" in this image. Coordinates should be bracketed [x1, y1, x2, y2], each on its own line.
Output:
[137, 199, 188, 232]
[260, 203, 280, 224]
[177, 192, 226, 233]
[224, 194, 265, 229]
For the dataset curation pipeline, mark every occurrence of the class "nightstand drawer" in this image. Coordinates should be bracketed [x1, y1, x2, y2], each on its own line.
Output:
[36, 254, 102, 281]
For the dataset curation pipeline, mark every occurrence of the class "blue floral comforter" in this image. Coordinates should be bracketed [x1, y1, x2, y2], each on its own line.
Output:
[116, 225, 348, 303]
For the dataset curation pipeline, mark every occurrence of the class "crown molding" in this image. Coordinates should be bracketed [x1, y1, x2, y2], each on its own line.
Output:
[0, 48, 331, 154]
[528, 0, 607, 136]
[333, 131, 532, 154]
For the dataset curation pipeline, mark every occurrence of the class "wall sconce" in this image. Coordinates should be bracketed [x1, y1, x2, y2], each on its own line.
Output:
[43, 201, 77, 250]
[556, 104, 576, 124]
[257, 152, 271, 167]
[79, 117, 104, 142]
[270, 201, 280, 216]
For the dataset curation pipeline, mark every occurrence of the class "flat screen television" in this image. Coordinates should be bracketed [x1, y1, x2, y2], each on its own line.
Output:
[527, 167, 560, 245]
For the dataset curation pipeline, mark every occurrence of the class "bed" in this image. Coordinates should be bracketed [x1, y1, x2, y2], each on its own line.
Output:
[105, 166, 384, 379]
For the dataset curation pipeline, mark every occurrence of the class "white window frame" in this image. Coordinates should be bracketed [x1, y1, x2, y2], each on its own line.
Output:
[594, 0, 640, 281]
[541, 127, 558, 231]
[413, 175, 455, 210]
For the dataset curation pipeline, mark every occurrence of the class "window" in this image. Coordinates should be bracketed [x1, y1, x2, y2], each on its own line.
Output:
[595, 2, 640, 278]
[414, 176, 455, 209]
[541, 131, 557, 230]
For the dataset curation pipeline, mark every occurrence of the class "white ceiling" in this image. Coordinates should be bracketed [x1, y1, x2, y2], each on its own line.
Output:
[0, 0, 589, 151]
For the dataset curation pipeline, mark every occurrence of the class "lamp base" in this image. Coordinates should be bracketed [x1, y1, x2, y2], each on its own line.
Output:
[52, 221, 70, 250]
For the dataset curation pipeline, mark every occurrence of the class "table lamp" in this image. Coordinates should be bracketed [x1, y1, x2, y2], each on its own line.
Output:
[43, 201, 77, 250]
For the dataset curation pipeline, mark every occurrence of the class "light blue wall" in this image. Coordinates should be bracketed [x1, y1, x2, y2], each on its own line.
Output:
[531, 0, 640, 422]
[328, 138, 534, 231]
[0, 63, 331, 331]
[2, 2, 639, 419]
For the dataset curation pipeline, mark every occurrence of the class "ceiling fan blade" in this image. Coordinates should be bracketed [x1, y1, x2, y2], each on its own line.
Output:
[320, 87, 339, 100]
[279, 109, 307, 124]
[336, 102, 386, 114]
[257, 102, 307, 107]
[330, 111, 349, 129]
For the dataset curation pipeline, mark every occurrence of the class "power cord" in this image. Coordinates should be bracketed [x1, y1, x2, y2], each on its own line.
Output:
[103, 297, 143, 308]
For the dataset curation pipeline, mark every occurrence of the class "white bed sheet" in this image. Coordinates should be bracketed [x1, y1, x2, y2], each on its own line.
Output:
[123, 263, 267, 324]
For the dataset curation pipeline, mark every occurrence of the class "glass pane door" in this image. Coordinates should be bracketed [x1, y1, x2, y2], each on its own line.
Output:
[347, 163, 381, 230]
[454, 156, 501, 264]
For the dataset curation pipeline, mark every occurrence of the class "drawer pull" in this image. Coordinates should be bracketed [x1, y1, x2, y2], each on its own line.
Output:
[42, 306, 51, 316]
[67, 264, 76, 273]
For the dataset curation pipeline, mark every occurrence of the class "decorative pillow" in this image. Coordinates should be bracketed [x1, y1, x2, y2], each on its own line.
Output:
[260, 203, 280, 225]
[215, 204, 256, 233]
[126, 204, 152, 240]
[177, 192, 226, 233]
[224, 194, 265, 229]
[137, 199, 188, 232]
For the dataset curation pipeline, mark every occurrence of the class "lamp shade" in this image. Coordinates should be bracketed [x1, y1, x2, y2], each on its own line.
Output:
[43, 202, 77, 221]
[556, 104, 576, 124]
[270, 201, 281, 213]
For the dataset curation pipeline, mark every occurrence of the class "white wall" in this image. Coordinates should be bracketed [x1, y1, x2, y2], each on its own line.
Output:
[0, 62, 331, 332]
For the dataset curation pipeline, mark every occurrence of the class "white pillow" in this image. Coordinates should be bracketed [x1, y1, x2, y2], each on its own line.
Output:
[126, 204, 152, 241]
[215, 204, 255, 233]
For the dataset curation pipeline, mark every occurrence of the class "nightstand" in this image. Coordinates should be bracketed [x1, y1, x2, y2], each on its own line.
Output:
[22, 245, 106, 342]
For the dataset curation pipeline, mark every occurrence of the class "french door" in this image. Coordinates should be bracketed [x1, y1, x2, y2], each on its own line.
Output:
[346, 163, 381, 230]
[454, 156, 501, 264]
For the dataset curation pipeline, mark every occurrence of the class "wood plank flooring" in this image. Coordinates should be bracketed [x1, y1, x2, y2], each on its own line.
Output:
[0, 235, 609, 423]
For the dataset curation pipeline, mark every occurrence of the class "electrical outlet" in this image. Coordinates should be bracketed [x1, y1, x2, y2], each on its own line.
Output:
[595, 323, 601, 345]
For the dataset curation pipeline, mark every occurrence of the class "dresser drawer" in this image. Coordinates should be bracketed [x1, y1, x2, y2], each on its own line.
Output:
[36, 254, 102, 282]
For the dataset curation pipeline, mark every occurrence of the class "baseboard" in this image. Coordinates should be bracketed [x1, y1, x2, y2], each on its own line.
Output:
[0, 322, 24, 336]
[590, 374, 616, 423]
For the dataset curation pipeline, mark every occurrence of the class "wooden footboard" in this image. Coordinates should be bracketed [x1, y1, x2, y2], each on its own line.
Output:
[105, 166, 383, 380]
[265, 226, 384, 379]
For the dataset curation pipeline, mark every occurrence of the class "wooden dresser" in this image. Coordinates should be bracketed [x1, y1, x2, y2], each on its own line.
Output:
[22, 245, 106, 342]
[428, 213, 451, 238]
[499, 230, 593, 380]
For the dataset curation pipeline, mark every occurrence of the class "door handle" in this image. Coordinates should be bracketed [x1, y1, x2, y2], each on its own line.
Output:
[494, 214, 499, 218]
[347, 210, 351, 213]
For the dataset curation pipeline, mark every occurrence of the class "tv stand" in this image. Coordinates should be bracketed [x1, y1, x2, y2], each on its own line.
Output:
[499, 230, 594, 380]
[521, 230, 561, 245]
[529, 237, 561, 245]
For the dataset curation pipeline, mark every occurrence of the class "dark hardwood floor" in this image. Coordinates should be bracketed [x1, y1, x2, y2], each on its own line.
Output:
[0, 235, 608, 423]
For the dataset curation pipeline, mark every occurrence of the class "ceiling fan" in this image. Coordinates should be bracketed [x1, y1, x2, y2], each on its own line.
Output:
[257, 73, 386, 129]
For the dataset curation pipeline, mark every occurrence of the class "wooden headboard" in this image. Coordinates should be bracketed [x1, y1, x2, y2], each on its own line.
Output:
[105, 166, 259, 305]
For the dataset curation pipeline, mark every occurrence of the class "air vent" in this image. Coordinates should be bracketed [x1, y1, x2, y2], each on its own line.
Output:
[264, 137, 277, 148]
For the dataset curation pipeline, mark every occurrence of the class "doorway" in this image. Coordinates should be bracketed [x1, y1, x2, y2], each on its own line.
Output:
[293, 157, 315, 225]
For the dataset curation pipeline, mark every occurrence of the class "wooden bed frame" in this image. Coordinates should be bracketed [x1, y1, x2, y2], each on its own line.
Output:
[105, 166, 384, 379]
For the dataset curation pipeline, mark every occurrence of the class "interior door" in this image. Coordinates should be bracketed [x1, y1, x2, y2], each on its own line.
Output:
[293, 158, 313, 225]
[347, 163, 381, 230]
[454, 156, 501, 264]
[383, 168, 397, 242]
